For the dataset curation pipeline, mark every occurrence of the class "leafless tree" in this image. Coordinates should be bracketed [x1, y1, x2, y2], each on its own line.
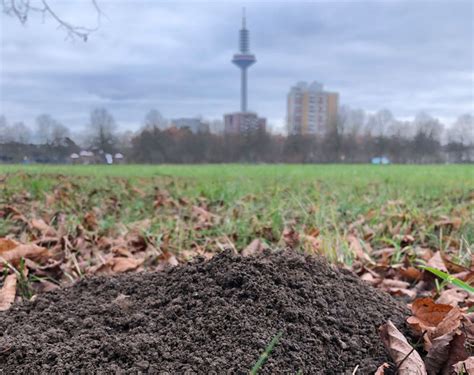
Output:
[447, 114, 474, 146]
[2, 0, 103, 41]
[143, 109, 166, 130]
[12, 121, 32, 143]
[87, 108, 117, 153]
[0, 115, 13, 143]
[35, 113, 69, 145]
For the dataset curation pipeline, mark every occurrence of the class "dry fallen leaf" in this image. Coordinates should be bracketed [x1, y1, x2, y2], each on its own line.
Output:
[426, 252, 448, 272]
[94, 257, 144, 274]
[379, 320, 427, 375]
[436, 289, 469, 307]
[0, 243, 50, 267]
[452, 356, 474, 375]
[83, 211, 98, 231]
[407, 298, 453, 335]
[30, 218, 56, 237]
[374, 363, 390, 375]
[280, 226, 299, 249]
[431, 307, 463, 343]
[0, 274, 17, 311]
[0, 238, 19, 253]
[441, 333, 470, 375]
[242, 239, 269, 257]
[425, 332, 459, 374]
[347, 234, 372, 263]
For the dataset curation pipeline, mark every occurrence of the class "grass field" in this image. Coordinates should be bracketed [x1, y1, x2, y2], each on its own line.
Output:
[1, 164, 472, 266]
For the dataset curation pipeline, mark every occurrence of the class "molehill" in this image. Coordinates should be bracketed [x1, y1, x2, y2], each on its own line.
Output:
[0, 250, 408, 374]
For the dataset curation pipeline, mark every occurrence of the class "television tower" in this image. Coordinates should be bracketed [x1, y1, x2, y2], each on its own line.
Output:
[232, 8, 256, 113]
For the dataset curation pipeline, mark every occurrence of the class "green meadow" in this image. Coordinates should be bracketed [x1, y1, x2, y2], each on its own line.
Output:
[1, 164, 472, 264]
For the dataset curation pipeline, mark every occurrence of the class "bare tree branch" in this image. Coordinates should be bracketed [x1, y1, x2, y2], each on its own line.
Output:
[2, 0, 102, 41]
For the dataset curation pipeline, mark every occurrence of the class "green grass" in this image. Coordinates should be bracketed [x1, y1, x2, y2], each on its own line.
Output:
[0, 164, 472, 264]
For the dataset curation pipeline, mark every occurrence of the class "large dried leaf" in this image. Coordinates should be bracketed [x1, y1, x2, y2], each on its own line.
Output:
[0, 243, 50, 267]
[441, 333, 469, 375]
[379, 320, 427, 375]
[0, 238, 19, 253]
[427, 251, 448, 272]
[0, 274, 17, 311]
[30, 218, 56, 237]
[407, 298, 453, 334]
[431, 307, 463, 342]
[425, 332, 458, 374]
[436, 289, 469, 307]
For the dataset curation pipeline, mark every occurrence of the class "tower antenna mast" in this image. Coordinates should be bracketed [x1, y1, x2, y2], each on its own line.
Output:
[232, 8, 256, 112]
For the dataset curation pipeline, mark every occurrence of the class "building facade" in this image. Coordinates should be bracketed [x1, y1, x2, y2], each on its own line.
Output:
[287, 81, 339, 136]
[224, 112, 266, 135]
[170, 118, 210, 133]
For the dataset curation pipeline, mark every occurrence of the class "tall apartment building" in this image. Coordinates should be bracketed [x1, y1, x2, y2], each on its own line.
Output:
[287, 81, 339, 136]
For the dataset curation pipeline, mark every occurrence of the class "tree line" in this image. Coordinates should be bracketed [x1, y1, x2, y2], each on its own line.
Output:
[0, 108, 472, 164]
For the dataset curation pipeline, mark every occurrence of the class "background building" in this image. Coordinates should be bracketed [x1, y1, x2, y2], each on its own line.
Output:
[170, 118, 210, 133]
[224, 112, 266, 134]
[287, 81, 339, 136]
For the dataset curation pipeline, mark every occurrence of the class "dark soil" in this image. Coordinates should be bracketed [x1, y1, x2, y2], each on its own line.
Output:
[0, 250, 409, 374]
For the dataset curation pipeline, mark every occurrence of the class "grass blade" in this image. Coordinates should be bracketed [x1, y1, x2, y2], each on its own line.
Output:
[421, 266, 474, 293]
[250, 331, 283, 375]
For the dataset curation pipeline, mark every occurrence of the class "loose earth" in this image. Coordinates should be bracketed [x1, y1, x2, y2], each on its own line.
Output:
[0, 250, 409, 374]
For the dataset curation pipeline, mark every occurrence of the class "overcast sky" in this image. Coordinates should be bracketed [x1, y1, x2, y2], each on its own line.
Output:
[1, 0, 473, 133]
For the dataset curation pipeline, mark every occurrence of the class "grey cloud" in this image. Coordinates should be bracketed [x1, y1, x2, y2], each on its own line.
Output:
[1, 0, 472, 132]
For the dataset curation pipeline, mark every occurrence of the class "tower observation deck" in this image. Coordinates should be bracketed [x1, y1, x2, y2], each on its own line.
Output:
[232, 8, 256, 112]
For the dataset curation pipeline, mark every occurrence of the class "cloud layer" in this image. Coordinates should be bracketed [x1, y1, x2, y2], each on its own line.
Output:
[1, 0, 473, 132]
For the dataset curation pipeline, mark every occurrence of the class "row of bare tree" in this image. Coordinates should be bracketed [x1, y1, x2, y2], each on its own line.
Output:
[0, 108, 472, 164]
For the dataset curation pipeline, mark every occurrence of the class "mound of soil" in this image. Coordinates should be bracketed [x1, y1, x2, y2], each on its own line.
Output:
[0, 250, 408, 374]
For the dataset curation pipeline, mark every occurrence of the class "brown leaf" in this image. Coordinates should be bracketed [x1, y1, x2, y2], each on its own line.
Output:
[436, 289, 469, 307]
[94, 257, 143, 275]
[374, 363, 390, 375]
[379, 279, 417, 299]
[441, 333, 469, 375]
[0, 274, 17, 311]
[407, 298, 454, 335]
[441, 252, 470, 274]
[429, 307, 463, 344]
[379, 320, 427, 375]
[399, 266, 422, 282]
[30, 218, 56, 237]
[301, 233, 322, 253]
[347, 235, 372, 263]
[281, 226, 299, 248]
[425, 332, 459, 374]
[83, 211, 98, 231]
[452, 357, 474, 375]
[427, 252, 448, 272]
[159, 251, 178, 267]
[242, 239, 269, 257]
[435, 217, 462, 231]
[0, 238, 19, 253]
[0, 243, 50, 267]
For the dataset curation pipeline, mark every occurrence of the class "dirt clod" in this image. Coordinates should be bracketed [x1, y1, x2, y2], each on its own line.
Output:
[0, 250, 409, 374]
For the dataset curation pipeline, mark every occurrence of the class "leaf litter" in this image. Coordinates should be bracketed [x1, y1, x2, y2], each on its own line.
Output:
[0, 172, 473, 373]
